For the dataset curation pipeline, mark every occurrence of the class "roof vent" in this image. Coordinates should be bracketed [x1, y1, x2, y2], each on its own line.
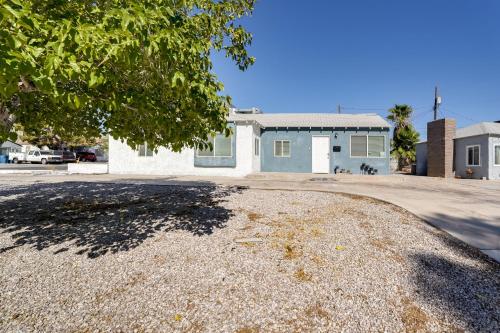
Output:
[230, 107, 262, 114]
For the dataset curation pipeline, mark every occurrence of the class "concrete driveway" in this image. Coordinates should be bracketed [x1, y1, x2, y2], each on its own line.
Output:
[1, 172, 499, 261]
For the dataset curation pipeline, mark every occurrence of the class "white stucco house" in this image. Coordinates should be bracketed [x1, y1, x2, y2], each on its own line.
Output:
[109, 111, 261, 177]
[108, 108, 391, 177]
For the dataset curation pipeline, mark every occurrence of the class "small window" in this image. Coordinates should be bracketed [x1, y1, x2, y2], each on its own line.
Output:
[274, 140, 290, 157]
[494, 145, 500, 165]
[368, 136, 385, 157]
[138, 143, 154, 157]
[255, 138, 260, 156]
[196, 134, 232, 157]
[351, 136, 367, 157]
[466, 145, 480, 166]
[351, 135, 386, 158]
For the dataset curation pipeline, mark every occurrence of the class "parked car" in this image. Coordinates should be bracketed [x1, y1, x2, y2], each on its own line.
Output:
[9, 150, 62, 164]
[62, 151, 76, 163]
[76, 151, 97, 162]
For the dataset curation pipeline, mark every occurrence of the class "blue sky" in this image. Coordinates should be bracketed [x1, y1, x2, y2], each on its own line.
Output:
[212, 0, 500, 139]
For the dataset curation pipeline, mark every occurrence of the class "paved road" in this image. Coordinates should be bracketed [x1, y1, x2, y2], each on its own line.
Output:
[1, 172, 499, 261]
[0, 163, 68, 171]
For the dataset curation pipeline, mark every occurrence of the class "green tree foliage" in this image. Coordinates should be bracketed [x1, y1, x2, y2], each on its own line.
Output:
[0, 0, 255, 150]
[14, 123, 106, 149]
[387, 104, 420, 170]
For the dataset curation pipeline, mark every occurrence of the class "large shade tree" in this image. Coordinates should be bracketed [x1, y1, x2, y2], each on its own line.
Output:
[387, 104, 420, 170]
[0, 0, 255, 150]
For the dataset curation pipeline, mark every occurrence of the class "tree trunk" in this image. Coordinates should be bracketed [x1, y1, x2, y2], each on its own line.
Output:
[0, 102, 15, 135]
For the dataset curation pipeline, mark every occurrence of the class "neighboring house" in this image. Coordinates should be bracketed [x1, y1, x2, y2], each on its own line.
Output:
[0, 140, 22, 156]
[416, 121, 500, 180]
[109, 109, 391, 176]
[454, 122, 500, 180]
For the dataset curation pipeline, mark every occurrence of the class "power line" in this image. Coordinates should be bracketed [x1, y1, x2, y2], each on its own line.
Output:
[340, 105, 428, 112]
[341, 106, 388, 111]
[441, 107, 481, 124]
[411, 108, 434, 121]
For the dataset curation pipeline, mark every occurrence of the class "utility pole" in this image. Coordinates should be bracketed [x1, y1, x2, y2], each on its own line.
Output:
[337, 104, 341, 114]
[433, 86, 441, 120]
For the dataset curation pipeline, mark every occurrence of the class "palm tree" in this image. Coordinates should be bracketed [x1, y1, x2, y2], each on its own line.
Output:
[387, 104, 420, 170]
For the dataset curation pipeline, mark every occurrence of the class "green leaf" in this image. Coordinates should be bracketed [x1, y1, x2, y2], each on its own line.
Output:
[74, 95, 80, 108]
[171, 71, 185, 87]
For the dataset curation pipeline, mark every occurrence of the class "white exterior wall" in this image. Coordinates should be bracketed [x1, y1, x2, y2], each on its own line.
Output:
[252, 124, 261, 172]
[68, 163, 109, 174]
[108, 123, 258, 177]
[489, 136, 500, 180]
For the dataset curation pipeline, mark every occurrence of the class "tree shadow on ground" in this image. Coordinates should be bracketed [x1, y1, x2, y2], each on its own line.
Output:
[0, 182, 243, 258]
[408, 231, 500, 332]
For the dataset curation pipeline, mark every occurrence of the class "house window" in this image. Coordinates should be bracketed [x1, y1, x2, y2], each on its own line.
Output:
[138, 143, 154, 157]
[494, 145, 500, 165]
[466, 145, 480, 166]
[255, 138, 260, 156]
[274, 140, 290, 157]
[196, 134, 232, 157]
[368, 136, 385, 157]
[351, 135, 385, 158]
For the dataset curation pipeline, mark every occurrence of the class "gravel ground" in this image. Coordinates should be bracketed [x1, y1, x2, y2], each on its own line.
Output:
[0, 182, 498, 332]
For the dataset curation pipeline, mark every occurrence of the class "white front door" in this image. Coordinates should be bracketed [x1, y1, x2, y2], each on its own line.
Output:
[312, 136, 330, 173]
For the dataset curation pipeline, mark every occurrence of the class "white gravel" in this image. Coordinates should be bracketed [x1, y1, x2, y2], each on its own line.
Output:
[0, 182, 498, 332]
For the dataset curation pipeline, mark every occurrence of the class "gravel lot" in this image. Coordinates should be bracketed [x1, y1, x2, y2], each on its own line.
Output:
[0, 182, 498, 332]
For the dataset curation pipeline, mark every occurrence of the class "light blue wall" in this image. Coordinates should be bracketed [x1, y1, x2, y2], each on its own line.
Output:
[260, 128, 390, 174]
[193, 123, 237, 168]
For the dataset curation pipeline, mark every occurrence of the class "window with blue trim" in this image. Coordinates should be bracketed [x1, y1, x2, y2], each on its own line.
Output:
[196, 134, 232, 157]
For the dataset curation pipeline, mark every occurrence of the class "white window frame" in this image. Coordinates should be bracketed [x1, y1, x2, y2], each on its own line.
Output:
[349, 135, 386, 158]
[274, 140, 291, 158]
[493, 144, 500, 166]
[138, 143, 154, 157]
[254, 137, 260, 156]
[466, 145, 481, 167]
[195, 135, 233, 158]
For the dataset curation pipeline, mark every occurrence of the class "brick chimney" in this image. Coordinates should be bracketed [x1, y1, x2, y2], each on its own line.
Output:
[427, 119, 456, 178]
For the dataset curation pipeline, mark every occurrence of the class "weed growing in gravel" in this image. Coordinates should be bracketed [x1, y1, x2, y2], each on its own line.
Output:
[235, 327, 259, 333]
[239, 242, 257, 248]
[247, 211, 263, 222]
[304, 303, 330, 320]
[401, 297, 429, 333]
[284, 243, 301, 259]
[310, 226, 325, 237]
[294, 267, 312, 282]
[370, 238, 405, 263]
[310, 254, 327, 267]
